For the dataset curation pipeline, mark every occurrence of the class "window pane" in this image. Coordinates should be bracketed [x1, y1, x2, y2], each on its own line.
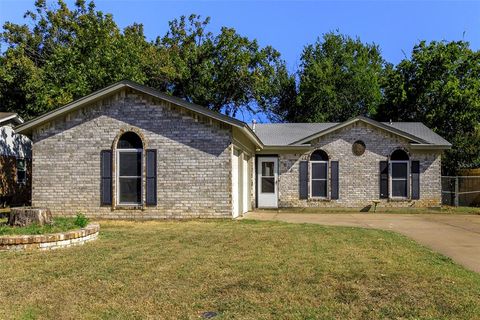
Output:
[312, 180, 327, 197]
[17, 171, 26, 183]
[312, 163, 327, 179]
[119, 177, 141, 203]
[118, 132, 143, 149]
[119, 152, 141, 176]
[392, 163, 407, 178]
[262, 162, 274, 177]
[17, 159, 26, 170]
[261, 177, 275, 193]
[392, 180, 407, 197]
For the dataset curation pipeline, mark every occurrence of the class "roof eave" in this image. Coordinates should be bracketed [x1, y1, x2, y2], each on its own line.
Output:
[261, 144, 312, 150]
[0, 114, 24, 126]
[409, 143, 452, 150]
[291, 116, 429, 145]
[15, 82, 127, 135]
[14, 80, 264, 148]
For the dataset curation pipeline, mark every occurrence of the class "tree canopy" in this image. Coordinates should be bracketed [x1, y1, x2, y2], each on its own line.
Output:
[0, 0, 287, 119]
[269, 32, 385, 123]
[377, 40, 480, 174]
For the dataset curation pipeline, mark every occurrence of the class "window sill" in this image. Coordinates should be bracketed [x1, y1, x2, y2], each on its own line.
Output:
[308, 197, 331, 202]
[388, 198, 412, 202]
[115, 205, 144, 210]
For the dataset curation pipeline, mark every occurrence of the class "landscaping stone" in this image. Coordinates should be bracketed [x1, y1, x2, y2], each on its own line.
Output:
[0, 223, 100, 251]
[8, 207, 52, 227]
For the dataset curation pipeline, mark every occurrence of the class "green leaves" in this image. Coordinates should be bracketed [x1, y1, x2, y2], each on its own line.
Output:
[296, 32, 384, 123]
[378, 41, 480, 174]
[0, 3, 286, 120]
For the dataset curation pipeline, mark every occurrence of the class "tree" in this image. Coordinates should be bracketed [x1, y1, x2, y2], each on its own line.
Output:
[377, 40, 480, 174]
[0, 1, 288, 119]
[153, 14, 287, 117]
[272, 32, 385, 123]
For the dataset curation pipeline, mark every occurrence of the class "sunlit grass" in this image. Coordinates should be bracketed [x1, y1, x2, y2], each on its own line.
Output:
[1, 219, 479, 319]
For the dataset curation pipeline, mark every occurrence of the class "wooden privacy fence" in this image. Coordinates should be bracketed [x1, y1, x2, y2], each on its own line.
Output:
[442, 176, 480, 206]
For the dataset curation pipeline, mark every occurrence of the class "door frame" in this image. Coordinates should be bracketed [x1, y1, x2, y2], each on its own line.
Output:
[232, 148, 242, 218]
[255, 155, 279, 208]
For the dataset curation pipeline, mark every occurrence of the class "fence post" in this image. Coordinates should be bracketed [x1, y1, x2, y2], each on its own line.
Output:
[454, 176, 459, 207]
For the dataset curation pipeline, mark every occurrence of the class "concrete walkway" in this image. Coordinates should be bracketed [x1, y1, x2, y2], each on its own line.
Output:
[245, 212, 480, 273]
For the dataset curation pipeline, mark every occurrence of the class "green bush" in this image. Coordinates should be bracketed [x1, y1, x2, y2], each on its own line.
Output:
[74, 213, 89, 228]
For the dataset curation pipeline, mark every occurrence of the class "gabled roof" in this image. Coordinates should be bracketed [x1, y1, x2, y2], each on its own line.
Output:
[15, 80, 263, 147]
[0, 112, 24, 126]
[253, 116, 451, 149]
[251, 123, 337, 146]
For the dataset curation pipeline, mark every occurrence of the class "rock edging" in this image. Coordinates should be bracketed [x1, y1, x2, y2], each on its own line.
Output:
[0, 223, 100, 251]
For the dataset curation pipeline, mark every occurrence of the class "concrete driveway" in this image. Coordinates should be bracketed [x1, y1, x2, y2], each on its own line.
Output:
[245, 212, 480, 273]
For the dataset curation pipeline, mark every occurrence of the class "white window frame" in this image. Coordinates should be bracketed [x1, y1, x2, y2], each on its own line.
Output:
[389, 160, 410, 199]
[310, 160, 329, 199]
[116, 148, 143, 206]
[259, 159, 276, 195]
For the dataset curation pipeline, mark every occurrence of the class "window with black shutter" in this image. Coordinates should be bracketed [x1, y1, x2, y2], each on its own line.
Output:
[100, 150, 112, 205]
[379, 161, 389, 199]
[330, 161, 339, 200]
[411, 160, 420, 200]
[146, 149, 157, 205]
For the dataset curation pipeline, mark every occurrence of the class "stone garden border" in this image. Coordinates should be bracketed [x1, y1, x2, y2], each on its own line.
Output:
[0, 223, 100, 252]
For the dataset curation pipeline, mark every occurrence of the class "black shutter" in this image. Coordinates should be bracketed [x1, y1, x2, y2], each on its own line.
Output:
[299, 160, 308, 199]
[331, 161, 339, 200]
[380, 161, 389, 199]
[411, 160, 420, 200]
[146, 149, 157, 206]
[100, 150, 112, 205]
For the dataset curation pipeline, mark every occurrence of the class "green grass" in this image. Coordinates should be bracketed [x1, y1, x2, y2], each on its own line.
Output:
[1, 220, 480, 319]
[0, 217, 80, 236]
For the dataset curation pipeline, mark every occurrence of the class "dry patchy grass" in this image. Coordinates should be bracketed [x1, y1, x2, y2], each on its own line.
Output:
[0, 220, 479, 319]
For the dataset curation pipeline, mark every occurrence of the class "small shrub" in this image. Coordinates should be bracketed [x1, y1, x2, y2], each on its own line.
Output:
[74, 213, 89, 228]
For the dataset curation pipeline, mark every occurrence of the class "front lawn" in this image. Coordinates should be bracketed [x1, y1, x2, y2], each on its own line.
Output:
[1, 220, 479, 319]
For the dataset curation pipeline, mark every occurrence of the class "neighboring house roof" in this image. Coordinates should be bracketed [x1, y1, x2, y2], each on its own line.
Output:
[0, 112, 24, 126]
[15, 80, 263, 148]
[254, 116, 451, 149]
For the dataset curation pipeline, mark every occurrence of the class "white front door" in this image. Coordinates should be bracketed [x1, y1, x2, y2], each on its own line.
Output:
[257, 157, 278, 208]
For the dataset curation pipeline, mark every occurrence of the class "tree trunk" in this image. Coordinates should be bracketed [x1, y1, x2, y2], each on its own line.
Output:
[8, 208, 52, 227]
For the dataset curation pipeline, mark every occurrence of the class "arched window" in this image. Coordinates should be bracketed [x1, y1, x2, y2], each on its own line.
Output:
[117, 132, 143, 205]
[391, 149, 409, 161]
[310, 150, 329, 198]
[390, 149, 409, 198]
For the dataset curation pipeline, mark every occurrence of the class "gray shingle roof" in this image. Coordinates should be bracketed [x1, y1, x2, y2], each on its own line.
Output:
[252, 121, 451, 147]
[383, 122, 451, 146]
[251, 123, 337, 145]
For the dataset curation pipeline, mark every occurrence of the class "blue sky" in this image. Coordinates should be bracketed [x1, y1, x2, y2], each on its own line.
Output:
[1, 0, 479, 122]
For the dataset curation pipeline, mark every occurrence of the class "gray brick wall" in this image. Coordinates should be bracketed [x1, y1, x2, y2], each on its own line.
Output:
[32, 88, 233, 218]
[277, 121, 442, 208]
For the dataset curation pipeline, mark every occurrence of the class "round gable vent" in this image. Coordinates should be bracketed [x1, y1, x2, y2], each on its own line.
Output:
[352, 140, 366, 156]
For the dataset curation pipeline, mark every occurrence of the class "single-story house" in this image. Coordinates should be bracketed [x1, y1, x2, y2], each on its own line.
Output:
[15, 80, 451, 218]
[0, 112, 32, 207]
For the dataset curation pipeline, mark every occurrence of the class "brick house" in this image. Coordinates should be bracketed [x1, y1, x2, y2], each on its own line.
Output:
[0, 113, 32, 207]
[15, 81, 451, 218]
